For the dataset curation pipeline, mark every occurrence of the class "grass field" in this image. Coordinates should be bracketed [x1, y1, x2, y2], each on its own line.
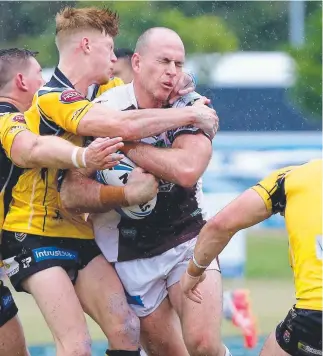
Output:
[11, 229, 294, 349]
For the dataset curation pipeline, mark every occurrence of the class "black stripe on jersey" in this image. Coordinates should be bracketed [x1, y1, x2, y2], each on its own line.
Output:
[0, 102, 19, 113]
[90, 85, 100, 101]
[41, 168, 49, 232]
[265, 173, 288, 214]
[38, 106, 65, 136]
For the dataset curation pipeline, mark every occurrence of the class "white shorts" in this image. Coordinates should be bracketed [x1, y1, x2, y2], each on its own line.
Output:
[114, 237, 220, 317]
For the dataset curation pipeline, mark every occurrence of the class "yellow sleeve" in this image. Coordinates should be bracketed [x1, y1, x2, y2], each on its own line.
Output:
[252, 166, 296, 213]
[32, 89, 94, 135]
[96, 77, 124, 98]
[0, 113, 29, 159]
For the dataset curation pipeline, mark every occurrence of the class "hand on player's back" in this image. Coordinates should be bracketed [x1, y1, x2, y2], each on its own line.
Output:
[191, 97, 219, 139]
[124, 167, 159, 206]
[85, 137, 125, 170]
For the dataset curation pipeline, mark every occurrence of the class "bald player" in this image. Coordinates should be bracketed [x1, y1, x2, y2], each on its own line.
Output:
[60, 27, 233, 356]
[112, 42, 258, 350]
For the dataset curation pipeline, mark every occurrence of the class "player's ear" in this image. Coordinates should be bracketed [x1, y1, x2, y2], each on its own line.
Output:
[15, 73, 28, 92]
[131, 53, 140, 73]
[81, 37, 91, 54]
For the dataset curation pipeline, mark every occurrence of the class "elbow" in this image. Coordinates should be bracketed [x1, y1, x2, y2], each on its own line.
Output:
[207, 215, 236, 240]
[176, 167, 200, 188]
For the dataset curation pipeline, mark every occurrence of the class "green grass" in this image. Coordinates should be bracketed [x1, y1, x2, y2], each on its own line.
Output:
[246, 230, 292, 279]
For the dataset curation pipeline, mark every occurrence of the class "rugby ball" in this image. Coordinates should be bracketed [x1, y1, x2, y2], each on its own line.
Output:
[96, 154, 157, 219]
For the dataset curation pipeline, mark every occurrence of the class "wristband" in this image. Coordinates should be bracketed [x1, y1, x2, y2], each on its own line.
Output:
[81, 147, 87, 168]
[71, 148, 81, 168]
[192, 254, 208, 270]
[100, 185, 128, 207]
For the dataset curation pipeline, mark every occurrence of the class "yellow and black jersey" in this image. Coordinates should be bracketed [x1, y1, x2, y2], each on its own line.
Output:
[3, 68, 94, 239]
[252, 159, 323, 311]
[0, 102, 28, 233]
[3, 69, 123, 240]
[86, 77, 124, 101]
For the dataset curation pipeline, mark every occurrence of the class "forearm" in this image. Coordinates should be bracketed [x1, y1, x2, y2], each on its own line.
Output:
[187, 221, 233, 277]
[124, 142, 191, 185]
[15, 134, 83, 169]
[29, 136, 84, 168]
[60, 169, 127, 214]
[78, 105, 195, 140]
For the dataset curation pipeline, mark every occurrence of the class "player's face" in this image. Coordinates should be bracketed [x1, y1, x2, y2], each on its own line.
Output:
[90, 33, 117, 85]
[23, 57, 45, 104]
[112, 58, 133, 84]
[137, 40, 185, 104]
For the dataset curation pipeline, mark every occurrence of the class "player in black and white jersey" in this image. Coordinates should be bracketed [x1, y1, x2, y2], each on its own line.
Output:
[112, 45, 259, 350]
[60, 27, 234, 356]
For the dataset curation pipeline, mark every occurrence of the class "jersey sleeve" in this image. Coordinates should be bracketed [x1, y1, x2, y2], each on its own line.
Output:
[166, 125, 205, 144]
[0, 113, 29, 159]
[34, 89, 94, 135]
[252, 166, 296, 214]
[96, 77, 124, 97]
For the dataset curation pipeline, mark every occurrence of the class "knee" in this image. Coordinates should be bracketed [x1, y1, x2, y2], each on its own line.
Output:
[186, 333, 223, 356]
[109, 309, 140, 346]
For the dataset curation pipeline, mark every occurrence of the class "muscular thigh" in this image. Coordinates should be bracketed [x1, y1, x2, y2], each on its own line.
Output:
[140, 297, 189, 356]
[75, 254, 127, 319]
[169, 270, 223, 341]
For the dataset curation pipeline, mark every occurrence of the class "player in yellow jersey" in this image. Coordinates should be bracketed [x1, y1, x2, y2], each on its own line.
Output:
[181, 159, 322, 356]
[0, 48, 127, 356]
[1, 7, 218, 356]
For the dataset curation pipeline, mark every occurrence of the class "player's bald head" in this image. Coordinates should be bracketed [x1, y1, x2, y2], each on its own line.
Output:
[135, 27, 184, 55]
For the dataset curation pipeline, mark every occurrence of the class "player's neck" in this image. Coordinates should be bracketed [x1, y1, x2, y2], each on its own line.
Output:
[58, 60, 92, 97]
[133, 81, 164, 109]
[0, 96, 27, 113]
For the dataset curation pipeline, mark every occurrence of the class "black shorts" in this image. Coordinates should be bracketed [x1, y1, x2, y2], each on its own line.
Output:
[0, 280, 18, 327]
[1, 231, 101, 292]
[276, 306, 322, 356]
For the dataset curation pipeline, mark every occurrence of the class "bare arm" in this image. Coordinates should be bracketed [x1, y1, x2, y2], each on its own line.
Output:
[11, 130, 82, 168]
[187, 189, 272, 277]
[124, 133, 212, 187]
[60, 167, 158, 214]
[77, 102, 217, 140]
[10, 131, 124, 170]
[59, 169, 110, 214]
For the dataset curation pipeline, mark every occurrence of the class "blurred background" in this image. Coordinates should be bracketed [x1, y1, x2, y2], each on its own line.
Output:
[0, 1, 322, 355]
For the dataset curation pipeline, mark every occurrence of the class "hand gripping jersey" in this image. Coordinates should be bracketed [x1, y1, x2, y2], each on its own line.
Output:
[92, 83, 209, 262]
[3, 68, 123, 239]
[252, 159, 322, 311]
[0, 102, 28, 233]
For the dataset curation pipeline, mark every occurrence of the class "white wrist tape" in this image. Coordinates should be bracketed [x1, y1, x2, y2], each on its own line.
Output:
[71, 147, 81, 168]
[192, 254, 209, 270]
[81, 147, 87, 168]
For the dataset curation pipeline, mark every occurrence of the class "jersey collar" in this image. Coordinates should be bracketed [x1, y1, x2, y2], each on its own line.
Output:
[0, 102, 19, 113]
[53, 67, 75, 88]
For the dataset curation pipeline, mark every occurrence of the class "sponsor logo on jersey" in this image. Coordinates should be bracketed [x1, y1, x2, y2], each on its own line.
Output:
[60, 90, 84, 104]
[14, 232, 27, 242]
[32, 247, 78, 262]
[11, 114, 26, 123]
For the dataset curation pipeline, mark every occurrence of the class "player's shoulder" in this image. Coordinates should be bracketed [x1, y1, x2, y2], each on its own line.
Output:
[171, 92, 203, 108]
[94, 83, 136, 111]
